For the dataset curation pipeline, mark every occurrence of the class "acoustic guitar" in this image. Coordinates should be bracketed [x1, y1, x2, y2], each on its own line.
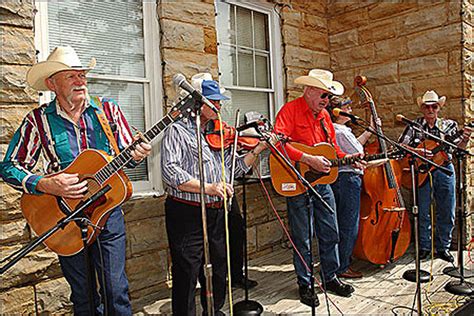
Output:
[269, 142, 403, 197]
[21, 95, 198, 256]
[400, 122, 473, 189]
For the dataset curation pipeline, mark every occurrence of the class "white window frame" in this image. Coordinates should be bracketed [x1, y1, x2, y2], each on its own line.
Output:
[215, 0, 284, 121]
[34, 0, 165, 196]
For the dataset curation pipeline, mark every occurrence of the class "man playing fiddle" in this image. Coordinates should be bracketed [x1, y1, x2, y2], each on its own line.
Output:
[398, 90, 472, 262]
[273, 69, 364, 307]
[160, 73, 267, 315]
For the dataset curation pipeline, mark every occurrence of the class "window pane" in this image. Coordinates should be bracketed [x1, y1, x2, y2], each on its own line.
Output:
[236, 6, 252, 47]
[216, 1, 235, 45]
[254, 11, 269, 50]
[218, 45, 237, 86]
[48, 1, 145, 78]
[237, 49, 254, 87]
[88, 81, 148, 182]
[219, 90, 269, 125]
[255, 53, 269, 88]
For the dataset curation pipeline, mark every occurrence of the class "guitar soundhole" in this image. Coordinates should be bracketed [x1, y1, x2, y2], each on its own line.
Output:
[82, 177, 105, 217]
[304, 170, 326, 182]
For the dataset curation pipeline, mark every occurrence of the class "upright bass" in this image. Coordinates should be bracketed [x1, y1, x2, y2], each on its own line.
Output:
[352, 76, 411, 265]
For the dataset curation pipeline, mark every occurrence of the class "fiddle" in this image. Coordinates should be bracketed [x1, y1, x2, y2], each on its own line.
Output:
[204, 119, 260, 151]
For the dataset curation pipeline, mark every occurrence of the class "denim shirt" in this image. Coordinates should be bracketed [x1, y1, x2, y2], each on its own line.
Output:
[333, 123, 363, 175]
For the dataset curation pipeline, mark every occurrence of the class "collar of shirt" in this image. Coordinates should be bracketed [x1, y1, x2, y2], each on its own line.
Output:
[45, 97, 93, 125]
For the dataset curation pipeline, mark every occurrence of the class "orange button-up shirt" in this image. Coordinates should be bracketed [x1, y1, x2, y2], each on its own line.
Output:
[274, 96, 346, 161]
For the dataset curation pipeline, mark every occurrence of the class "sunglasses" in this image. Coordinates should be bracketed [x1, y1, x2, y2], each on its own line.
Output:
[320, 92, 333, 99]
[423, 103, 439, 110]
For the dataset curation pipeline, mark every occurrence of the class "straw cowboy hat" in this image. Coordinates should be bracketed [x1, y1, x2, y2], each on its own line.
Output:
[191, 72, 229, 101]
[416, 90, 446, 107]
[295, 69, 344, 96]
[26, 46, 96, 91]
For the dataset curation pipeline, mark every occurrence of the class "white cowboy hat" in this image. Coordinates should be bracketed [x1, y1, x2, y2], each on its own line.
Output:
[294, 69, 344, 95]
[416, 90, 446, 107]
[191, 72, 229, 100]
[26, 46, 96, 91]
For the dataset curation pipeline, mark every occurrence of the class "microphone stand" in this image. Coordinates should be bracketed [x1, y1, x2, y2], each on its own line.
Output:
[443, 147, 474, 295]
[0, 185, 112, 315]
[232, 111, 264, 316]
[257, 130, 336, 316]
[195, 108, 215, 316]
[349, 117, 452, 316]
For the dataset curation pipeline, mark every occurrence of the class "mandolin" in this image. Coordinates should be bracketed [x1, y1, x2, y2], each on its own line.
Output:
[269, 142, 404, 197]
[21, 94, 198, 256]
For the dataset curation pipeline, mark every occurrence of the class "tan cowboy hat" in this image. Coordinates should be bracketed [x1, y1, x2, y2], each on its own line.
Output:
[294, 69, 344, 95]
[26, 46, 96, 91]
[416, 90, 446, 107]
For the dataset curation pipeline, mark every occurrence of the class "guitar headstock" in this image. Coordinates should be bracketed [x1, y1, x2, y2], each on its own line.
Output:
[169, 93, 199, 121]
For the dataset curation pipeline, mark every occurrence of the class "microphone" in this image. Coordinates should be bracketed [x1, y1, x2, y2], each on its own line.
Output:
[236, 120, 264, 132]
[332, 108, 361, 122]
[172, 73, 220, 114]
[396, 114, 421, 127]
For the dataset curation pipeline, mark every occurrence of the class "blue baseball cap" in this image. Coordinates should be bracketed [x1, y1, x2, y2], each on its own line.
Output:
[201, 80, 230, 101]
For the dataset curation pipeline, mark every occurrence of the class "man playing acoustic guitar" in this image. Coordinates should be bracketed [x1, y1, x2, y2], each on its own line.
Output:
[398, 90, 472, 263]
[0, 46, 151, 315]
[273, 69, 364, 306]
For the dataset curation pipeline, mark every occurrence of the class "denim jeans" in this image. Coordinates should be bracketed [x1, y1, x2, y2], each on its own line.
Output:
[331, 172, 362, 274]
[58, 207, 131, 316]
[286, 184, 340, 286]
[417, 163, 456, 252]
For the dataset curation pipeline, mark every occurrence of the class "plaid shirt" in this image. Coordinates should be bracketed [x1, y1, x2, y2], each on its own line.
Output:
[0, 96, 136, 194]
[398, 117, 460, 160]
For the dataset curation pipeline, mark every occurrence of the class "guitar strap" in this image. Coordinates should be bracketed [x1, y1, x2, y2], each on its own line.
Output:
[91, 96, 121, 156]
[320, 118, 334, 147]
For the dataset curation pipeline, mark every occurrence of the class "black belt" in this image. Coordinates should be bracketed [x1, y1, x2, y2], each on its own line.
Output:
[168, 196, 224, 209]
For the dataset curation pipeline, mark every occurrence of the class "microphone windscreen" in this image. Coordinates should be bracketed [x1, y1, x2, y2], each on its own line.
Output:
[332, 108, 342, 117]
[172, 73, 185, 85]
[395, 114, 405, 122]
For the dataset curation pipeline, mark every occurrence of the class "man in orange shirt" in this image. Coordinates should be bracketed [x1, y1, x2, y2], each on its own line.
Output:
[274, 69, 361, 306]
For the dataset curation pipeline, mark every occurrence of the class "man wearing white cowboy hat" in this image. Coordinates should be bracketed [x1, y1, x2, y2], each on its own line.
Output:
[399, 90, 472, 263]
[273, 69, 364, 306]
[161, 73, 268, 315]
[1, 46, 152, 315]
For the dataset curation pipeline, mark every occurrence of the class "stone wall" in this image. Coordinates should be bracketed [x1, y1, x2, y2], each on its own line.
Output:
[327, 0, 473, 239]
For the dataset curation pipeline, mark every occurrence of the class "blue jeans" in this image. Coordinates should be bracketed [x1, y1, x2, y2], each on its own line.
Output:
[331, 172, 362, 274]
[58, 207, 131, 316]
[287, 184, 340, 286]
[418, 163, 456, 252]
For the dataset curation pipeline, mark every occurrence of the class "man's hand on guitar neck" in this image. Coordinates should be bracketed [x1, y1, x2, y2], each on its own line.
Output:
[301, 153, 331, 173]
[36, 173, 88, 199]
[347, 153, 367, 170]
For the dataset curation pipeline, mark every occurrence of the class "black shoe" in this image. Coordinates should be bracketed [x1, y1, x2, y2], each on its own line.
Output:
[299, 285, 320, 307]
[323, 277, 354, 297]
[232, 277, 258, 289]
[419, 249, 431, 260]
[435, 250, 454, 263]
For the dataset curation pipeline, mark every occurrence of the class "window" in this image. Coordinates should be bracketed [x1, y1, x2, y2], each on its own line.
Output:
[34, 0, 163, 194]
[215, 0, 283, 177]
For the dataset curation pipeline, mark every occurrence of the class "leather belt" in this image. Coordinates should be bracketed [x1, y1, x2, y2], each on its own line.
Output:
[168, 196, 224, 209]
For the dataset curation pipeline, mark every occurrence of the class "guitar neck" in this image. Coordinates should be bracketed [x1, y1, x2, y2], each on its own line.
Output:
[329, 152, 387, 168]
[95, 95, 195, 184]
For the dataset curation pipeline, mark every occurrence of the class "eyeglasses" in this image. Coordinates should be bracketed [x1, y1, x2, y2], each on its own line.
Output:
[423, 103, 439, 110]
[320, 92, 333, 99]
